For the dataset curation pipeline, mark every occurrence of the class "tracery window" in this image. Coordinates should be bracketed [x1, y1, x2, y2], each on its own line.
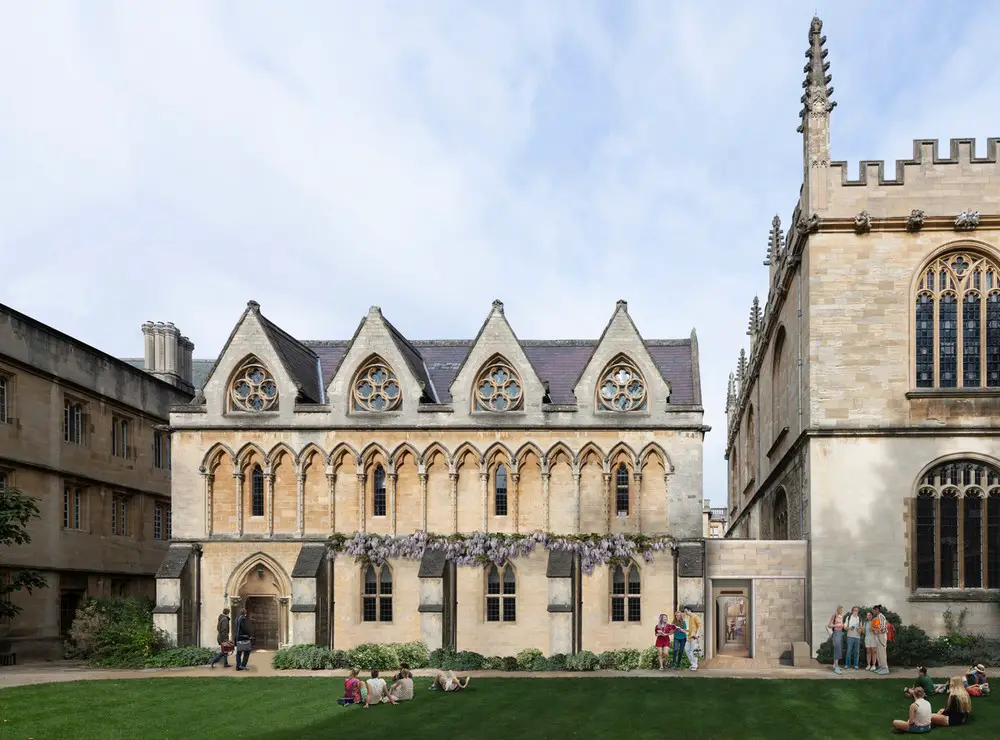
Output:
[598, 357, 648, 412]
[494, 465, 508, 516]
[372, 464, 387, 517]
[745, 406, 756, 484]
[362, 564, 393, 622]
[0, 375, 7, 423]
[486, 563, 516, 622]
[474, 359, 523, 412]
[352, 358, 401, 412]
[914, 250, 1000, 389]
[251, 464, 265, 517]
[772, 488, 788, 540]
[912, 459, 1000, 590]
[610, 562, 641, 623]
[229, 357, 279, 412]
[615, 463, 630, 517]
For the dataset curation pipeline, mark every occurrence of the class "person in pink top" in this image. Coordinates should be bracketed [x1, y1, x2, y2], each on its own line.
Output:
[654, 613, 674, 671]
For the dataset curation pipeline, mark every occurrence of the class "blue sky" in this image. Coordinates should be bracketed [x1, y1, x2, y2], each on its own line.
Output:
[2, 1, 999, 504]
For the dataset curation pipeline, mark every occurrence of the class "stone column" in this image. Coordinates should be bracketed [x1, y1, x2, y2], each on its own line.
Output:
[511, 473, 520, 534]
[603, 472, 612, 533]
[265, 471, 275, 537]
[572, 469, 581, 533]
[449, 472, 459, 533]
[326, 469, 337, 533]
[357, 473, 367, 533]
[541, 469, 551, 531]
[278, 597, 290, 647]
[387, 472, 398, 536]
[296, 472, 306, 537]
[418, 473, 428, 531]
[633, 471, 643, 532]
[480, 471, 489, 531]
[203, 472, 214, 537]
[235, 472, 245, 536]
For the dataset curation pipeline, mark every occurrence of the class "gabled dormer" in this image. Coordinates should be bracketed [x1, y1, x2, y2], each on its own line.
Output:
[326, 306, 436, 423]
[198, 300, 323, 421]
[571, 300, 671, 418]
[448, 300, 546, 418]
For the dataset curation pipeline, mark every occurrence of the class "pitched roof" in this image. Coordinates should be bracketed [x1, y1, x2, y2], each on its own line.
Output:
[256, 312, 323, 403]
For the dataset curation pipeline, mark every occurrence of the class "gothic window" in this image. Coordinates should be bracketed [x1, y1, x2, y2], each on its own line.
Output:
[251, 464, 265, 517]
[745, 406, 756, 484]
[474, 358, 523, 412]
[729, 453, 739, 512]
[913, 250, 1000, 389]
[494, 465, 508, 517]
[351, 357, 402, 412]
[615, 463, 630, 517]
[912, 458, 1000, 590]
[0, 374, 7, 423]
[229, 357, 279, 412]
[610, 562, 641, 623]
[772, 488, 788, 540]
[598, 357, 648, 412]
[372, 464, 387, 517]
[486, 563, 516, 622]
[362, 564, 393, 622]
[63, 398, 85, 444]
[771, 326, 787, 439]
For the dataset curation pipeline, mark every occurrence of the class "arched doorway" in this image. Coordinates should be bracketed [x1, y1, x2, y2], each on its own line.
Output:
[227, 554, 291, 650]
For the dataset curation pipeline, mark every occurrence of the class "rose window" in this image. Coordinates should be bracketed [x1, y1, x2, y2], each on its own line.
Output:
[352, 360, 402, 412]
[475, 360, 523, 412]
[229, 359, 279, 412]
[598, 359, 647, 412]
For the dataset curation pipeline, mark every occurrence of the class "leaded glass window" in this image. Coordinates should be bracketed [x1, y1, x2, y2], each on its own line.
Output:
[772, 488, 788, 540]
[615, 463, 629, 516]
[352, 358, 402, 412]
[474, 359, 523, 412]
[494, 465, 508, 517]
[229, 357, 279, 412]
[940, 489, 959, 587]
[485, 564, 516, 623]
[362, 564, 392, 622]
[372, 465, 387, 517]
[598, 357, 648, 412]
[915, 490, 936, 589]
[611, 563, 641, 623]
[913, 251, 1000, 389]
[251, 464, 265, 517]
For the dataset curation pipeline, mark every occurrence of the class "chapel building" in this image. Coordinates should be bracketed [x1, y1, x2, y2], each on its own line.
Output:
[724, 16, 1000, 652]
[156, 298, 709, 657]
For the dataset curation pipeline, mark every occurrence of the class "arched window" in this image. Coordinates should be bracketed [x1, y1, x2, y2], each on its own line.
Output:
[914, 250, 1000, 389]
[598, 356, 648, 412]
[745, 406, 756, 484]
[771, 326, 787, 438]
[250, 464, 265, 517]
[352, 357, 402, 412]
[486, 563, 516, 622]
[229, 357, 279, 412]
[615, 463, 630, 517]
[475, 358, 523, 412]
[772, 488, 788, 540]
[362, 564, 393, 622]
[372, 465, 387, 517]
[729, 453, 739, 511]
[494, 465, 508, 516]
[610, 562, 641, 623]
[912, 459, 1000, 590]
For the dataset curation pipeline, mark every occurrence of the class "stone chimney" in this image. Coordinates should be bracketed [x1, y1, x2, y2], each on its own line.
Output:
[141, 321, 195, 395]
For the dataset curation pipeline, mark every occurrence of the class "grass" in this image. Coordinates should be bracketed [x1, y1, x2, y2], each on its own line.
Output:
[0, 676, 997, 740]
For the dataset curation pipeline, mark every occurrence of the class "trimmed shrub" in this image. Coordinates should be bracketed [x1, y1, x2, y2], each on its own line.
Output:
[639, 646, 660, 670]
[565, 650, 600, 671]
[394, 641, 430, 669]
[516, 648, 543, 671]
[272, 645, 338, 670]
[546, 653, 568, 671]
[145, 647, 215, 668]
[501, 656, 520, 671]
[445, 650, 485, 671]
[597, 649, 641, 671]
[482, 656, 505, 670]
[66, 597, 169, 668]
[428, 647, 453, 669]
[346, 643, 399, 670]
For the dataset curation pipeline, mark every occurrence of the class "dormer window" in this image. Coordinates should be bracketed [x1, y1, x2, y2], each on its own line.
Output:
[229, 357, 279, 412]
[351, 357, 401, 412]
[474, 358, 523, 412]
[598, 356, 648, 412]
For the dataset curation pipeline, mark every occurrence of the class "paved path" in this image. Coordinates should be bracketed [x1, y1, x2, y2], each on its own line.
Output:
[0, 659, 980, 690]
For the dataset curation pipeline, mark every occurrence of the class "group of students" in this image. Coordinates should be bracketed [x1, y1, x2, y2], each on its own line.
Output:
[826, 604, 892, 675]
[893, 665, 990, 732]
[654, 607, 702, 671]
[339, 663, 471, 708]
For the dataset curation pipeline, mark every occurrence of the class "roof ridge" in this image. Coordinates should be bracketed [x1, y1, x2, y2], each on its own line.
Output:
[298, 338, 691, 347]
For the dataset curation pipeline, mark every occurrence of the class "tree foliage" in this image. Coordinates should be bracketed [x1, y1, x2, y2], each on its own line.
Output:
[0, 486, 48, 620]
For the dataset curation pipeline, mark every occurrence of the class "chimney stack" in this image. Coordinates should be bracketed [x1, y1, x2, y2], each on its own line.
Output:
[141, 321, 196, 396]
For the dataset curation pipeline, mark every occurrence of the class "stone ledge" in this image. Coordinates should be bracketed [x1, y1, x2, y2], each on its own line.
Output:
[908, 589, 1000, 603]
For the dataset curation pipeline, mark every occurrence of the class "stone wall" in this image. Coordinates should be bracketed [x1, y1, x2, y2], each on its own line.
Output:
[755, 578, 807, 663]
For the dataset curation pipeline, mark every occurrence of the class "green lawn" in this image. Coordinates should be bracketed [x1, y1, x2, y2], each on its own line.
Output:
[0, 676, 996, 740]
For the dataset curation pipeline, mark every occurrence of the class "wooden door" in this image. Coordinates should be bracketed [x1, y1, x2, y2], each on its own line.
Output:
[245, 596, 280, 649]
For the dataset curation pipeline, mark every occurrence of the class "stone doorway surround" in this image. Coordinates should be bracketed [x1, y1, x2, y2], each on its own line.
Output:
[226, 553, 292, 650]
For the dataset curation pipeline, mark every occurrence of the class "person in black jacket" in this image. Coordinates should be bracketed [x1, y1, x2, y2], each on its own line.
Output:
[209, 608, 232, 668]
[234, 608, 253, 671]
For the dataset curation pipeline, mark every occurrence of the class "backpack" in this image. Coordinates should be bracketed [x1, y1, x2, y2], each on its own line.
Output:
[887, 622, 895, 642]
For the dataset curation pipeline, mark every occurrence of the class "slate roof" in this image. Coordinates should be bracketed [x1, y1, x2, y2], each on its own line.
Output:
[155, 545, 192, 578]
[257, 312, 323, 403]
[121, 358, 215, 392]
[291, 544, 328, 578]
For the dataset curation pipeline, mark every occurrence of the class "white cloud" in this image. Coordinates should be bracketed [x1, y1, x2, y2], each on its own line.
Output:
[1, 1, 998, 504]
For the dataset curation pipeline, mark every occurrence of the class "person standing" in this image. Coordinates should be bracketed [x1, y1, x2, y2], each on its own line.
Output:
[684, 606, 702, 672]
[863, 610, 877, 670]
[668, 611, 688, 670]
[654, 614, 672, 671]
[209, 607, 232, 668]
[827, 606, 845, 674]
[844, 606, 862, 670]
[871, 604, 889, 675]
[234, 607, 253, 671]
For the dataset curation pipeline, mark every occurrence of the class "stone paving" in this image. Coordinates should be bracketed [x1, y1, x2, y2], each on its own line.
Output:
[0, 655, 983, 690]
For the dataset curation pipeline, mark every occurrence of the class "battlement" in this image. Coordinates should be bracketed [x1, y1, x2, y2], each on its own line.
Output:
[830, 138, 999, 186]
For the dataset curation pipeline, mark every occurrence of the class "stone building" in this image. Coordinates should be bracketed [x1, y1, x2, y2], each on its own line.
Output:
[702, 500, 728, 539]
[0, 304, 199, 660]
[724, 16, 1000, 653]
[156, 298, 709, 656]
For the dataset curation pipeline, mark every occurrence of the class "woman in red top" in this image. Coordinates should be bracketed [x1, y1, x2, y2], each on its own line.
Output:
[340, 667, 367, 706]
[655, 613, 673, 671]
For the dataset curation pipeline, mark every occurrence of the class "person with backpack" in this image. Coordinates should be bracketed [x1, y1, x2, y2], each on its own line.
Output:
[871, 604, 890, 675]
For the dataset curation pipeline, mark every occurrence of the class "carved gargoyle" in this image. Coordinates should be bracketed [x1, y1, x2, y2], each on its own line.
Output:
[853, 210, 872, 235]
[955, 210, 980, 230]
[906, 209, 925, 232]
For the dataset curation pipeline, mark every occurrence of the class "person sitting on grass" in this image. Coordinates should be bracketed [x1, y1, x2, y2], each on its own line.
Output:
[431, 669, 470, 692]
[388, 669, 414, 704]
[339, 667, 367, 706]
[394, 662, 410, 682]
[964, 663, 988, 694]
[891, 686, 932, 734]
[364, 668, 389, 708]
[904, 666, 936, 698]
[930, 676, 972, 727]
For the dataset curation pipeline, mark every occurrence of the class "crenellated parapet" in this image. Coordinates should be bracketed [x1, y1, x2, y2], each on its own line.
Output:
[830, 138, 999, 187]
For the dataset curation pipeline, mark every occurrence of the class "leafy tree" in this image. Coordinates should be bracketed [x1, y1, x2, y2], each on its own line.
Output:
[0, 486, 48, 620]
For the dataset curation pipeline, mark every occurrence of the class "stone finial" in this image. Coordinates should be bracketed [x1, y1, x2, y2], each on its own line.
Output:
[796, 214, 820, 235]
[955, 210, 980, 230]
[906, 209, 925, 232]
[736, 348, 747, 387]
[247, 300, 261, 313]
[747, 296, 762, 337]
[368, 305, 383, 316]
[491, 299, 504, 315]
[616, 299, 628, 311]
[764, 215, 783, 266]
[853, 210, 872, 235]
[726, 372, 736, 409]
[797, 16, 836, 133]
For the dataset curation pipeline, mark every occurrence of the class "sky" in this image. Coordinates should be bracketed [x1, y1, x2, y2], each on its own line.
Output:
[2, 0, 999, 505]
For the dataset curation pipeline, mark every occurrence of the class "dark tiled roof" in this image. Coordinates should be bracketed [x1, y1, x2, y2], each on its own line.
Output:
[304, 339, 696, 405]
[418, 550, 448, 578]
[546, 550, 574, 577]
[709, 508, 729, 521]
[291, 544, 327, 578]
[257, 313, 323, 403]
[156, 545, 192, 578]
[382, 318, 435, 402]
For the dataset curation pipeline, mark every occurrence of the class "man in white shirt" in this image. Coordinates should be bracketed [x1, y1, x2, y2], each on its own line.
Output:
[365, 669, 389, 707]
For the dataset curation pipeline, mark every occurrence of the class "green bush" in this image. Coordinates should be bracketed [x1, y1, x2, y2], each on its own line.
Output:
[516, 648, 543, 671]
[597, 648, 642, 671]
[346, 643, 399, 670]
[331, 649, 349, 669]
[65, 598, 170, 668]
[428, 647, 453, 669]
[640, 646, 659, 670]
[546, 653, 568, 671]
[394, 641, 430, 669]
[272, 645, 338, 670]
[482, 656, 505, 670]
[444, 650, 485, 671]
[145, 647, 214, 668]
[501, 656, 520, 671]
[565, 650, 600, 671]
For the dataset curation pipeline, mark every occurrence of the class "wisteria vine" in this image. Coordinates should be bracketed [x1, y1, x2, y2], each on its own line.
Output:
[326, 531, 675, 574]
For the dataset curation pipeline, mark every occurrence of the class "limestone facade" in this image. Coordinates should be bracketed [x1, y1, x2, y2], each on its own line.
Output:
[158, 298, 708, 656]
[0, 303, 195, 660]
[725, 16, 1000, 654]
